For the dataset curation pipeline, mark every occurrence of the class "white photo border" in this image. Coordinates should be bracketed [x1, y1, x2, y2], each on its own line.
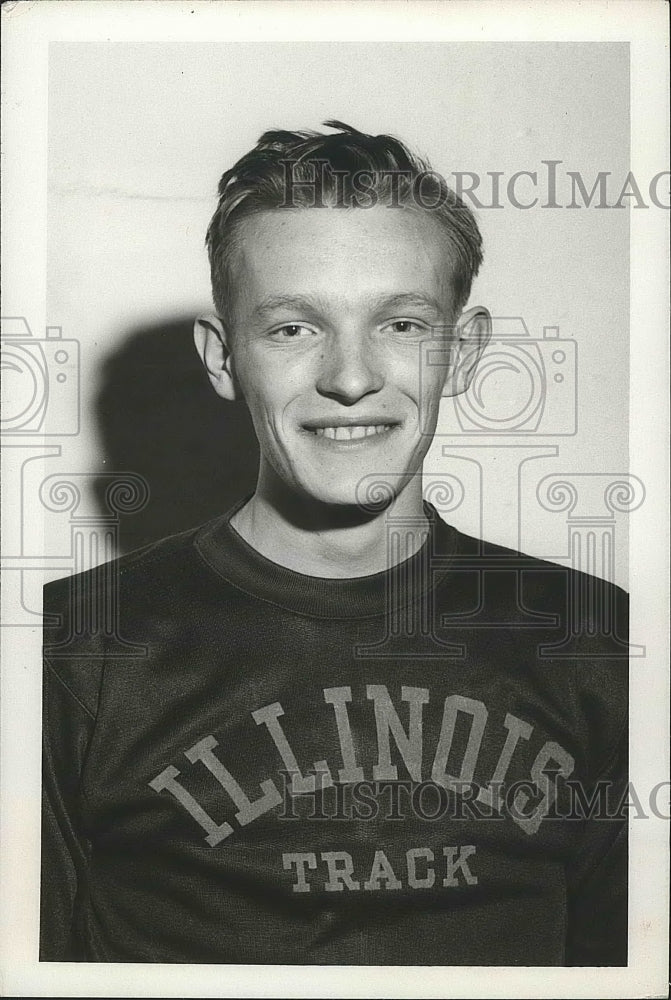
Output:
[1, 1, 668, 997]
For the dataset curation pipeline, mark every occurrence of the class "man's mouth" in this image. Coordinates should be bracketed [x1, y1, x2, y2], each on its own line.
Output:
[311, 424, 396, 441]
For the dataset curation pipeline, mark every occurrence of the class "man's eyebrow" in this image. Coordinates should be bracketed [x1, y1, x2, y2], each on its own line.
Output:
[370, 292, 445, 314]
[252, 292, 446, 319]
[252, 295, 328, 319]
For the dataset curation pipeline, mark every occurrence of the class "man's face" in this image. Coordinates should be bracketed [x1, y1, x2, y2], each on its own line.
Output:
[226, 206, 461, 508]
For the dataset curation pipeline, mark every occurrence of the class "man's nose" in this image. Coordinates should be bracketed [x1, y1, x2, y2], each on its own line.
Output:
[315, 330, 384, 404]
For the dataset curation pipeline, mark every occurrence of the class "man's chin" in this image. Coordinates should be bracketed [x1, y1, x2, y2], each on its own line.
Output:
[300, 472, 415, 515]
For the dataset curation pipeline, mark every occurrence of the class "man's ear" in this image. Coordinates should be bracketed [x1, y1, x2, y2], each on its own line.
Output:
[442, 306, 492, 397]
[193, 313, 239, 401]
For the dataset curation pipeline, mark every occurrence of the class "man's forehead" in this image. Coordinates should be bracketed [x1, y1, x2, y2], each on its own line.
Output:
[237, 203, 449, 244]
[232, 206, 460, 308]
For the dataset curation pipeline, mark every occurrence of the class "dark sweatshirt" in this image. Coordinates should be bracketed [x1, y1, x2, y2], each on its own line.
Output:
[41, 501, 628, 965]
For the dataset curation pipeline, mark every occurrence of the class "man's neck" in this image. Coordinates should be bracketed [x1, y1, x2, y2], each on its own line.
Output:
[230, 477, 429, 579]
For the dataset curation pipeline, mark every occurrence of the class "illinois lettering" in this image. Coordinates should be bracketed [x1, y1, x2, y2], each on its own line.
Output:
[149, 683, 575, 843]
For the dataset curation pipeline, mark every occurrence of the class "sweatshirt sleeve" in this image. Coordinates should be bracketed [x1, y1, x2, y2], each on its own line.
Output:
[564, 724, 628, 966]
[564, 581, 629, 967]
[40, 655, 99, 961]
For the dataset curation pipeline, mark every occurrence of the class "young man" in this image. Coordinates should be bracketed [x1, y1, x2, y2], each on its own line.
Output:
[41, 123, 628, 966]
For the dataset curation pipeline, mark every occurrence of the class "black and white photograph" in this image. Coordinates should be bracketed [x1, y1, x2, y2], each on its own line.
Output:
[1, 1, 668, 997]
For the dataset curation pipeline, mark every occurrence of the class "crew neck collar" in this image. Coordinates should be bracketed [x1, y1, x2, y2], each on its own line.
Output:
[194, 497, 460, 619]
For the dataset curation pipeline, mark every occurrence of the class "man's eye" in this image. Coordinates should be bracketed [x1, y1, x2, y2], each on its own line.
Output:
[270, 324, 314, 340]
[384, 320, 427, 334]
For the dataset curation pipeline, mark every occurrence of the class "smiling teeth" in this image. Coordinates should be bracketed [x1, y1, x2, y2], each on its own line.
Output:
[314, 425, 392, 440]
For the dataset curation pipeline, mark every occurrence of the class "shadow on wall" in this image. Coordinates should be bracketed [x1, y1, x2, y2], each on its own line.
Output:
[94, 317, 259, 555]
